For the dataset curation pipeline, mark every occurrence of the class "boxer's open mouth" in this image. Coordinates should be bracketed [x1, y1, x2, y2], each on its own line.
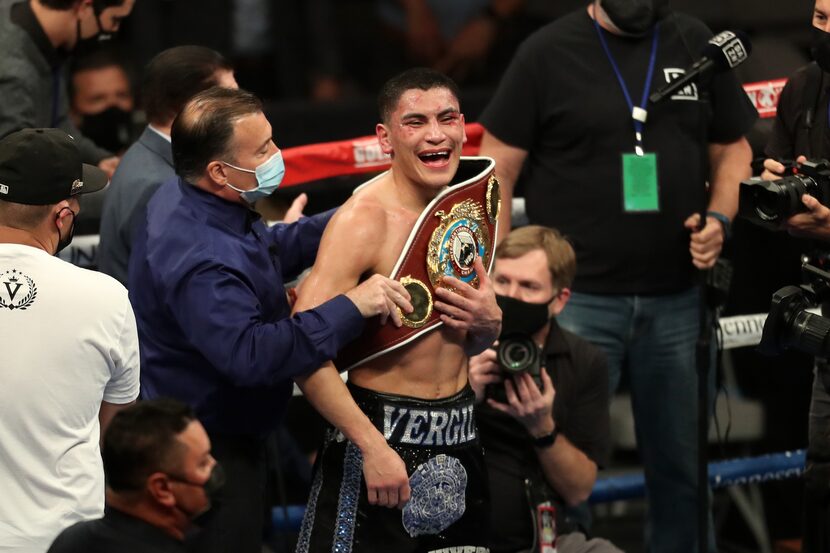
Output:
[418, 149, 451, 166]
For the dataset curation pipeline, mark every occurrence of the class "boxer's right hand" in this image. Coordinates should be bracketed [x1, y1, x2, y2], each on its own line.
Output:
[345, 274, 413, 327]
[361, 438, 411, 509]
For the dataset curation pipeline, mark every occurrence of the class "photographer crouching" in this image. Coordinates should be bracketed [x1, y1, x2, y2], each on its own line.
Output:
[741, 1, 830, 549]
[469, 226, 620, 553]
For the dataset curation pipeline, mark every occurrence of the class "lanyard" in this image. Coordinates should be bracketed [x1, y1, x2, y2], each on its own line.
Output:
[593, 20, 659, 156]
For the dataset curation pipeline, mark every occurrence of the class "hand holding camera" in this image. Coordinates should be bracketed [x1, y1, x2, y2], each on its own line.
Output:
[740, 157, 830, 239]
[484, 335, 545, 404]
[487, 367, 556, 439]
[468, 347, 503, 402]
[786, 193, 830, 240]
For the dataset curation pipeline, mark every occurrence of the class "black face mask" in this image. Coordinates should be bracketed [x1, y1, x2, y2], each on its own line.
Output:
[79, 106, 133, 153]
[599, 0, 669, 36]
[169, 463, 226, 526]
[74, 9, 113, 57]
[55, 207, 76, 255]
[812, 26, 830, 73]
[496, 294, 552, 338]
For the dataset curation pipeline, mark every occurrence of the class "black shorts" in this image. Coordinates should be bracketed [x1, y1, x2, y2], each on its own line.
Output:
[295, 382, 490, 553]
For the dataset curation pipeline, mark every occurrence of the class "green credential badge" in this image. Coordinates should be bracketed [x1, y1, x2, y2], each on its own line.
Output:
[622, 152, 659, 212]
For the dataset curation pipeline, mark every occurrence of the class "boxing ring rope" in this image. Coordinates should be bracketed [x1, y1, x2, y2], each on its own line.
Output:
[271, 451, 807, 531]
[589, 449, 806, 504]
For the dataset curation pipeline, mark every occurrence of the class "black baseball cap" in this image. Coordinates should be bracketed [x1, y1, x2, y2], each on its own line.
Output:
[0, 128, 109, 206]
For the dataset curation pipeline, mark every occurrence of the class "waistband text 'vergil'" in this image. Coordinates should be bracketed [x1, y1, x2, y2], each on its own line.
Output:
[382, 404, 477, 446]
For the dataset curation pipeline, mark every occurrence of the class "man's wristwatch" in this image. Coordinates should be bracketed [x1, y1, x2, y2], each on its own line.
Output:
[532, 427, 559, 449]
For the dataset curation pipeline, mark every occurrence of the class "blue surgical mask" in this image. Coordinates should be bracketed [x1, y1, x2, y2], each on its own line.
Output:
[223, 150, 285, 204]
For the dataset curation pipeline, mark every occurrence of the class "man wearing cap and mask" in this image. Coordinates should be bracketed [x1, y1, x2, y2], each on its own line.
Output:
[48, 399, 222, 553]
[0, 128, 139, 553]
[469, 225, 618, 553]
[478, 0, 757, 551]
[128, 87, 414, 553]
[0, 0, 135, 178]
[761, 1, 830, 550]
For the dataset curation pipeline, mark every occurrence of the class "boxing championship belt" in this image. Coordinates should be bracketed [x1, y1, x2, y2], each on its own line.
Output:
[336, 156, 500, 371]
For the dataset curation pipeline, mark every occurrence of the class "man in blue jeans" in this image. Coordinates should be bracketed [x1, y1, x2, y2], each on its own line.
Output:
[477, 0, 756, 550]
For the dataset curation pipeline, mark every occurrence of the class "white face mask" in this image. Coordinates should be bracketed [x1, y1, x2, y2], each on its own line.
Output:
[223, 151, 285, 204]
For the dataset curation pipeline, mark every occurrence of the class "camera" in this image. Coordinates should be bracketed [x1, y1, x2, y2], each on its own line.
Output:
[758, 263, 830, 358]
[485, 334, 544, 403]
[739, 159, 830, 231]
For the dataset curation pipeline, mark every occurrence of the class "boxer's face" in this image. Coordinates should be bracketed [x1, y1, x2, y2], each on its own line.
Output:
[376, 86, 467, 192]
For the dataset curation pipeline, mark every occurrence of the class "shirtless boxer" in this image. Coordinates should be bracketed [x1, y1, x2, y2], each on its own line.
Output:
[293, 68, 501, 553]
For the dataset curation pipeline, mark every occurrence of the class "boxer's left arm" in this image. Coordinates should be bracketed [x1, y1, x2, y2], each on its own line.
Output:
[434, 256, 502, 355]
[292, 200, 412, 509]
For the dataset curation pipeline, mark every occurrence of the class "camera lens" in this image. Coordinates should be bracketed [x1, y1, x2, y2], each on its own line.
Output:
[784, 309, 830, 357]
[753, 176, 809, 222]
[497, 336, 539, 374]
[753, 187, 784, 222]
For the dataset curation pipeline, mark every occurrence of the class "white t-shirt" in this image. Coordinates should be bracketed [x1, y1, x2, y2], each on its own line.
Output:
[0, 244, 140, 553]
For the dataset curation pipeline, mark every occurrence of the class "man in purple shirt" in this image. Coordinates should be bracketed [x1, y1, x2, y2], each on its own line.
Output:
[128, 87, 413, 553]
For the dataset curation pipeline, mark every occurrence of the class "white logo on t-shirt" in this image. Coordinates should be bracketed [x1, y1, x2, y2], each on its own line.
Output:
[663, 68, 699, 101]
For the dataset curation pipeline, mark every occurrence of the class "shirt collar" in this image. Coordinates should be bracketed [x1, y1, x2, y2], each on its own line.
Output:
[147, 124, 172, 143]
[104, 507, 185, 551]
[178, 178, 261, 235]
[542, 318, 571, 356]
[10, 1, 68, 70]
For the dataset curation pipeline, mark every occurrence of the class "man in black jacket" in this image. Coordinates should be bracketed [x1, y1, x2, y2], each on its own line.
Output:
[469, 225, 618, 553]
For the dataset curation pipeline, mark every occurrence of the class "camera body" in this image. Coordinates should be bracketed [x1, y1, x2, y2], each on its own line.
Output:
[759, 264, 830, 358]
[739, 159, 830, 230]
[485, 334, 544, 403]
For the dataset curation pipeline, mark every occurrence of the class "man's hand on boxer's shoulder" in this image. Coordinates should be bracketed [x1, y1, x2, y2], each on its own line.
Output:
[283, 192, 308, 223]
[345, 274, 413, 327]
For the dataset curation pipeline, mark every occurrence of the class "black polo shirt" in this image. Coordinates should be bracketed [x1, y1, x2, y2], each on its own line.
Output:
[47, 507, 186, 553]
